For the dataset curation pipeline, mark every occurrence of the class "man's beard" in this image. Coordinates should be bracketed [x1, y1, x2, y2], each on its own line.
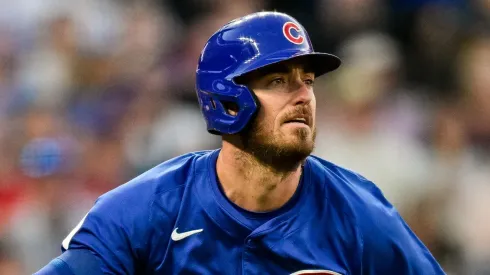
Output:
[239, 115, 316, 173]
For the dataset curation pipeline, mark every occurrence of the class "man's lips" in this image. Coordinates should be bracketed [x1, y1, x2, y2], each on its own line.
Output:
[285, 118, 307, 124]
[284, 117, 310, 126]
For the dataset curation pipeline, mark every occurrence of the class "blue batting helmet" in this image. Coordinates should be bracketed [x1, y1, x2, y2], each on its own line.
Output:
[196, 11, 341, 135]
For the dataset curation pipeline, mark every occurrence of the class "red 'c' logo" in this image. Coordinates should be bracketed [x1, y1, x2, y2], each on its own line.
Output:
[283, 21, 305, 45]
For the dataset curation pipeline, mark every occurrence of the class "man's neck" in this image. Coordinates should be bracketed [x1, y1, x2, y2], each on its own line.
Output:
[216, 143, 303, 213]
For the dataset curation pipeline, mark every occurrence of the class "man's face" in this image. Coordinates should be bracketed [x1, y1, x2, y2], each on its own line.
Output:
[237, 59, 317, 167]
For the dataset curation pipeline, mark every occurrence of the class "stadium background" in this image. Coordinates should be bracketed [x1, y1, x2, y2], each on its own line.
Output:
[0, 0, 489, 274]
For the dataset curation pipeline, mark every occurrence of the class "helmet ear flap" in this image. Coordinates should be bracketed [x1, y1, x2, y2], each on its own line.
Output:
[210, 98, 217, 110]
[196, 78, 258, 135]
[231, 86, 261, 137]
[207, 96, 240, 116]
[232, 73, 261, 115]
[222, 82, 261, 129]
[231, 72, 261, 122]
[221, 101, 239, 116]
[247, 86, 261, 117]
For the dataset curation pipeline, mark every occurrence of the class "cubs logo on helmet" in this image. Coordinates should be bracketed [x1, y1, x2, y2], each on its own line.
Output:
[283, 21, 305, 45]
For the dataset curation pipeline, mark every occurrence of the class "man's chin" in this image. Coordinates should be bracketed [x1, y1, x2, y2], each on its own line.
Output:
[248, 138, 314, 172]
[239, 122, 316, 171]
[279, 141, 315, 159]
[282, 130, 315, 149]
[282, 124, 314, 139]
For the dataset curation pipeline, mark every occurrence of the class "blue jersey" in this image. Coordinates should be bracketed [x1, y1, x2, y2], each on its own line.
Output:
[36, 150, 445, 274]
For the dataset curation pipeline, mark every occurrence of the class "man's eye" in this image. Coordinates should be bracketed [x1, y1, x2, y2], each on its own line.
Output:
[270, 77, 286, 86]
[304, 79, 315, 86]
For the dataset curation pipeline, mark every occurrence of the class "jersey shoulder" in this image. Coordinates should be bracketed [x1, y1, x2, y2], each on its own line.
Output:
[307, 155, 399, 229]
[100, 150, 214, 204]
[63, 150, 215, 252]
[309, 154, 444, 273]
[308, 155, 388, 206]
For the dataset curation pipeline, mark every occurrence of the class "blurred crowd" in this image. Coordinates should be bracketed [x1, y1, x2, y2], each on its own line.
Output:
[0, 0, 489, 274]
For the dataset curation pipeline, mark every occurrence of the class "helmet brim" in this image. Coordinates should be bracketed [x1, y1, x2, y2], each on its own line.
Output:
[229, 49, 341, 80]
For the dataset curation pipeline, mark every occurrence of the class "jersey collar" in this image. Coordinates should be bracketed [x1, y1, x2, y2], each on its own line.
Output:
[193, 149, 318, 240]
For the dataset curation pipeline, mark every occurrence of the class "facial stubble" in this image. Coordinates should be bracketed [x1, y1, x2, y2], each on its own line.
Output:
[239, 115, 316, 173]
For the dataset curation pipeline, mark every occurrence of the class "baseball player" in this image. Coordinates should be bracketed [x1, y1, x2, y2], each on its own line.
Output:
[36, 12, 445, 274]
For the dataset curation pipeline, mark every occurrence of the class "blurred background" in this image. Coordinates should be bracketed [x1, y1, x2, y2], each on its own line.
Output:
[0, 0, 489, 274]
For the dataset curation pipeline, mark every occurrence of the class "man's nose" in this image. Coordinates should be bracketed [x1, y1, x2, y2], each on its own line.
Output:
[290, 77, 313, 106]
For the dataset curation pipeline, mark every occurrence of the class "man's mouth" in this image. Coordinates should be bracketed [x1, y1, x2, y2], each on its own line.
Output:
[284, 118, 308, 125]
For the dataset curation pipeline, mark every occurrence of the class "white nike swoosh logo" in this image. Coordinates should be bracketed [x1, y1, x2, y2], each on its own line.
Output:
[171, 227, 203, 241]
